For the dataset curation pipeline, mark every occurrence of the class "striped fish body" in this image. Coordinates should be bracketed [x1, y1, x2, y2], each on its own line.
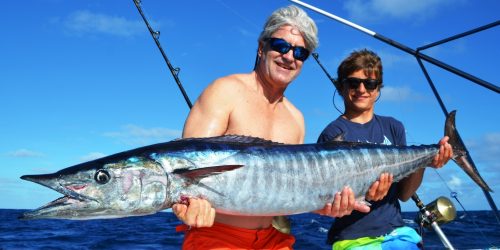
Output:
[19, 111, 491, 220]
[159, 139, 439, 216]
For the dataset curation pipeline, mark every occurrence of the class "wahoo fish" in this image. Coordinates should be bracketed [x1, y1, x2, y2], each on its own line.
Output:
[20, 111, 491, 220]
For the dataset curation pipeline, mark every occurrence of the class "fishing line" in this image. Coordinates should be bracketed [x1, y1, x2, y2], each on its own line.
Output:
[215, 0, 261, 31]
[433, 169, 466, 215]
[409, 129, 496, 246]
[434, 170, 498, 247]
[331, 90, 343, 115]
[416, 53, 500, 223]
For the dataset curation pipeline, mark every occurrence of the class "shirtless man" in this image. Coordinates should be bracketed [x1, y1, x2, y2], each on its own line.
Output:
[172, 6, 392, 249]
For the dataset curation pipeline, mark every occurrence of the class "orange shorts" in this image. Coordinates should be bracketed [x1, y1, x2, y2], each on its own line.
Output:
[176, 222, 295, 250]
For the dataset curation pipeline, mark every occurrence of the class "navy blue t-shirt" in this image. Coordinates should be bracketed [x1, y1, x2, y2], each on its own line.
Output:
[317, 114, 407, 244]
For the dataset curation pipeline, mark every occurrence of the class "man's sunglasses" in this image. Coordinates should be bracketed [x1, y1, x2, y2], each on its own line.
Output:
[266, 37, 310, 61]
[341, 77, 381, 91]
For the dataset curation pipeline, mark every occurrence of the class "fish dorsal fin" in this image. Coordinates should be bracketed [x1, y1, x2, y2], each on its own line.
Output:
[174, 135, 284, 145]
[321, 140, 365, 147]
[320, 132, 358, 147]
[320, 132, 379, 148]
[172, 165, 243, 182]
[320, 133, 368, 148]
[332, 132, 345, 142]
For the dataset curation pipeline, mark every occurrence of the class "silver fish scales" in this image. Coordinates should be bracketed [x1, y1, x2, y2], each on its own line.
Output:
[19, 111, 491, 220]
[170, 140, 440, 216]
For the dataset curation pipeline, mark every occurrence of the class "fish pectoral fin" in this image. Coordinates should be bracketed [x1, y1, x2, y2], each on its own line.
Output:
[173, 165, 244, 181]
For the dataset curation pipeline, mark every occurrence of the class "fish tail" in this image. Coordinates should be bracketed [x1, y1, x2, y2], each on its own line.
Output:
[445, 110, 466, 157]
[445, 110, 492, 192]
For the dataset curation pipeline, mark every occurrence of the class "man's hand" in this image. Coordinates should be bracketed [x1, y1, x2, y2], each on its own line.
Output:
[366, 173, 393, 202]
[172, 198, 215, 228]
[431, 136, 453, 168]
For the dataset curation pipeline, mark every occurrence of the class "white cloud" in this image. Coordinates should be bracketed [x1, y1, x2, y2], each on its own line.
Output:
[7, 149, 44, 158]
[103, 124, 182, 146]
[215, 0, 260, 30]
[64, 10, 145, 37]
[79, 152, 107, 162]
[466, 132, 500, 171]
[381, 86, 425, 102]
[447, 175, 463, 191]
[344, 0, 457, 23]
[381, 86, 411, 101]
[236, 27, 254, 38]
[377, 51, 413, 68]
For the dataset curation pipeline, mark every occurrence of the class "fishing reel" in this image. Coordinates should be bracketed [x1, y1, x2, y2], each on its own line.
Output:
[412, 194, 457, 249]
[413, 194, 457, 228]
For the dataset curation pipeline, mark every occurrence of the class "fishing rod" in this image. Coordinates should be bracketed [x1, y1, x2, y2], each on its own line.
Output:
[290, 0, 500, 224]
[133, 0, 193, 109]
[311, 53, 344, 114]
[289, 0, 499, 94]
[311, 53, 336, 87]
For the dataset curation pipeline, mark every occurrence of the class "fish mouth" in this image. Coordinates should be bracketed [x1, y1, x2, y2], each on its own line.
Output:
[19, 174, 98, 220]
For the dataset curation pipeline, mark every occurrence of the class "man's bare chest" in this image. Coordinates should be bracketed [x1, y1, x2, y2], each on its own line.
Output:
[226, 106, 300, 143]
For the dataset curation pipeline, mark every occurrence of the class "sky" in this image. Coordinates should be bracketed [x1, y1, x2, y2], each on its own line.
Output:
[1, 0, 498, 213]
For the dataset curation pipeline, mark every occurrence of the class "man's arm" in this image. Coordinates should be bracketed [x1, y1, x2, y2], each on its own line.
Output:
[173, 78, 236, 227]
[398, 136, 453, 201]
[182, 79, 234, 138]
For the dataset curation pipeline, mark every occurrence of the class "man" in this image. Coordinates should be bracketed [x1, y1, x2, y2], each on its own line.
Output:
[318, 49, 453, 249]
[173, 6, 391, 249]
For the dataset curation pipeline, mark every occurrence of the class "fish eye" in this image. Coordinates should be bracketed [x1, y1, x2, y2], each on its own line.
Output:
[94, 170, 110, 184]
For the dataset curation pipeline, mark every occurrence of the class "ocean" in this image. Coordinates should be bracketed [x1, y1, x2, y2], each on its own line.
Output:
[1, 209, 499, 249]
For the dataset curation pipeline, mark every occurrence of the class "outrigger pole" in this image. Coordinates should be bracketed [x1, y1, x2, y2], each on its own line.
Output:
[289, 0, 499, 94]
[133, 0, 193, 109]
[290, 0, 500, 223]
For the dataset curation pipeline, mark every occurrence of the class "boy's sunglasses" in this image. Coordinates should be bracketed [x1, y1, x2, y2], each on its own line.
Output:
[341, 77, 381, 91]
[265, 37, 310, 61]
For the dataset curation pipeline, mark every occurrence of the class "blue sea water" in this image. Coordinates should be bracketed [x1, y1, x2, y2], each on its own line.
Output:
[1, 209, 499, 249]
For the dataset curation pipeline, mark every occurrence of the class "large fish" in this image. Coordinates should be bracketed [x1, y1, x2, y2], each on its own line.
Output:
[20, 111, 491, 220]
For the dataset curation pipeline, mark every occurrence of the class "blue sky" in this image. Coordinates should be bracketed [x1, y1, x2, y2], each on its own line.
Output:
[1, 0, 498, 213]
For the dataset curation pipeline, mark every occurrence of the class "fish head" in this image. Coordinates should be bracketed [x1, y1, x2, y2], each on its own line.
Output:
[20, 156, 168, 220]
